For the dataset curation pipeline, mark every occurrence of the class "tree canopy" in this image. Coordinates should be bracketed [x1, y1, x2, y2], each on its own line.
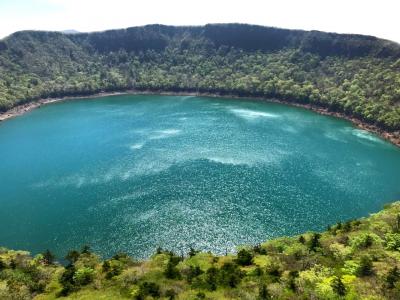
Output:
[0, 24, 399, 131]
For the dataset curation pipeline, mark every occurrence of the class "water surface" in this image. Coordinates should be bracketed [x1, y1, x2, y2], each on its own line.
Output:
[0, 95, 399, 258]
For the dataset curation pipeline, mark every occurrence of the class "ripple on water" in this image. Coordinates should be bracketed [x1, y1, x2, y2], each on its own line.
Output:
[350, 128, 385, 144]
[1, 95, 400, 259]
[229, 108, 280, 120]
[130, 142, 145, 150]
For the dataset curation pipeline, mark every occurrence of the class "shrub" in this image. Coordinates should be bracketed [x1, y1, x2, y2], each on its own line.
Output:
[195, 292, 206, 299]
[218, 262, 243, 288]
[351, 233, 381, 249]
[9, 259, 16, 269]
[258, 284, 271, 299]
[81, 245, 91, 254]
[119, 269, 139, 289]
[205, 267, 218, 291]
[386, 266, 400, 289]
[42, 249, 55, 265]
[186, 266, 203, 283]
[188, 247, 199, 257]
[357, 256, 373, 277]
[336, 222, 342, 230]
[364, 235, 374, 247]
[331, 276, 346, 296]
[135, 281, 160, 299]
[236, 248, 253, 266]
[0, 259, 5, 270]
[59, 265, 76, 286]
[329, 243, 351, 261]
[342, 260, 359, 275]
[253, 244, 267, 254]
[385, 233, 400, 251]
[103, 259, 123, 279]
[253, 266, 264, 276]
[57, 282, 75, 297]
[287, 270, 299, 291]
[65, 250, 80, 264]
[58, 265, 77, 296]
[112, 252, 129, 260]
[165, 288, 176, 299]
[391, 214, 400, 233]
[266, 261, 282, 279]
[164, 255, 181, 279]
[102, 260, 110, 272]
[343, 221, 352, 232]
[308, 233, 321, 251]
[73, 267, 95, 285]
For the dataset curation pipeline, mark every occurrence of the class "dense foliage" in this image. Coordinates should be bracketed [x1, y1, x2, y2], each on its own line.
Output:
[0, 24, 399, 131]
[1, 23, 400, 299]
[1, 202, 400, 299]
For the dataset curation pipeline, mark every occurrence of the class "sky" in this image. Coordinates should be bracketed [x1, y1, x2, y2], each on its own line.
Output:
[0, 0, 399, 43]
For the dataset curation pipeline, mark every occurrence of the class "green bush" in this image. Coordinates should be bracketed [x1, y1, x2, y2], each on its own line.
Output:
[331, 276, 346, 296]
[218, 262, 243, 288]
[164, 254, 182, 279]
[236, 248, 253, 266]
[357, 256, 373, 277]
[73, 267, 95, 285]
[135, 281, 160, 299]
[385, 233, 400, 251]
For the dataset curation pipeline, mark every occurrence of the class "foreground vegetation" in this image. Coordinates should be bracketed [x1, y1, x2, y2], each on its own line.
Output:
[0, 24, 399, 132]
[1, 201, 400, 299]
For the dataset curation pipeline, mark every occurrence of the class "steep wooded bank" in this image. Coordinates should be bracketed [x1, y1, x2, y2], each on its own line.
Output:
[2, 202, 400, 299]
[0, 24, 399, 132]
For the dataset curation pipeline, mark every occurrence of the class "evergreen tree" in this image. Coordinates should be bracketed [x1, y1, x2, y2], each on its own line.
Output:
[206, 267, 218, 291]
[331, 276, 346, 296]
[358, 256, 373, 276]
[258, 284, 271, 299]
[386, 266, 400, 289]
[65, 250, 80, 264]
[309, 233, 321, 251]
[236, 248, 253, 266]
[81, 245, 91, 254]
[164, 254, 182, 279]
[0, 258, 5, 270]
[188, 247, 198, 257]
[42, 249, 55, 265]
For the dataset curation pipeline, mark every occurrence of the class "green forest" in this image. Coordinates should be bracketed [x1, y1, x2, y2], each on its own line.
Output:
[2, 202, 400, 299]
[1, 24, 400, 299]
[0, 24, 399, 131]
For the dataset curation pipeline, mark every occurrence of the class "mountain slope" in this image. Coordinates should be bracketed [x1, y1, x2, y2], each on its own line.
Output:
[0, 23, 399, 132]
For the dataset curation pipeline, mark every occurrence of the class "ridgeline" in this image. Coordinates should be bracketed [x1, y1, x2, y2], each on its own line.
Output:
[0, 24, 399, 136]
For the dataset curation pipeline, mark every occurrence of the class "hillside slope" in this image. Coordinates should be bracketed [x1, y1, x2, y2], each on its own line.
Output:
[0, 24, 399, 133]
[1, 202, 400, 299]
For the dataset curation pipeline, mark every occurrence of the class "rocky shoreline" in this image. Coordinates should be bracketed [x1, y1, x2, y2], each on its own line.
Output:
[1, 90, 399, 147]
[268, 99, 400, 147]
[0, 91, 128, 122]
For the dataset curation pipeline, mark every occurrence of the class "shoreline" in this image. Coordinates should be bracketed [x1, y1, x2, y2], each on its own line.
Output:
[1, 89, 399, 147]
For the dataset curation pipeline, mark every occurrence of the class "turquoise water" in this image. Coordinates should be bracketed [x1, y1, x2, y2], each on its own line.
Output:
[0, 95, 399, 259]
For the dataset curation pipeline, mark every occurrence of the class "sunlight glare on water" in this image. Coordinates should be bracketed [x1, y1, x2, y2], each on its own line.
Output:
[0, 94, 399, 258]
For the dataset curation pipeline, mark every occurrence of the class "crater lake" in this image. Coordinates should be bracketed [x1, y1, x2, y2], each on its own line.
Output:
[0, 94, 399, 258]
